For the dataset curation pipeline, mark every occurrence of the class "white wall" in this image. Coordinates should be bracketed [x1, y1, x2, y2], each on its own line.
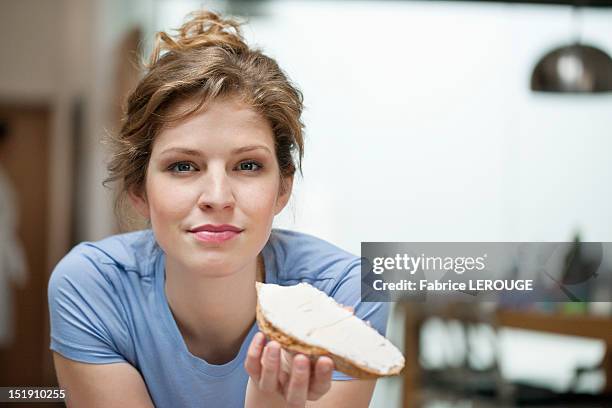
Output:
[230, 1, 612, 255]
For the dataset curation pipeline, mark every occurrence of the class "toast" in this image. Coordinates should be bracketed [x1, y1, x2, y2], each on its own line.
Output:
[255, 282, 405, 379]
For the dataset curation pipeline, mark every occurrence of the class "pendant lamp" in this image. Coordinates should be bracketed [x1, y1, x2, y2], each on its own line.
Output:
[530, 6, 612, 93]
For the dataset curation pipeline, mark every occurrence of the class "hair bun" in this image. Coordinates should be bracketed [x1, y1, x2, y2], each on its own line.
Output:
[149, 10, 247, 66]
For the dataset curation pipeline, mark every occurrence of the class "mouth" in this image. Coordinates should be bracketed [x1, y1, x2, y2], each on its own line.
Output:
[188, 224, 244, 243]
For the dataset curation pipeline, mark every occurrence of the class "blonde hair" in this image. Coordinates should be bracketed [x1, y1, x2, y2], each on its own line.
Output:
[104, 10, 304, 230]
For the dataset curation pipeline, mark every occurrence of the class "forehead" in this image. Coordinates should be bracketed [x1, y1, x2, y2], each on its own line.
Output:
[153, 95, 274, 152]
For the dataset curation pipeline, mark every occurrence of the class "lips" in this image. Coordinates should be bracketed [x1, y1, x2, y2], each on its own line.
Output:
[189, 224, 243, 233]
[188, 224, 243, 243]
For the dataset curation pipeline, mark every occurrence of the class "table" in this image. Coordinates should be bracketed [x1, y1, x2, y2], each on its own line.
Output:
[401, 304, 612, 407]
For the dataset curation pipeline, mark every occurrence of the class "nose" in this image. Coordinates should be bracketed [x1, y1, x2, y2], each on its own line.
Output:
[197, 165, 236, 211]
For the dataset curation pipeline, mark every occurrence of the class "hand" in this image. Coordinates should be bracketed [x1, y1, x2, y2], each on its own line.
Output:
[244, 332, 335, 408]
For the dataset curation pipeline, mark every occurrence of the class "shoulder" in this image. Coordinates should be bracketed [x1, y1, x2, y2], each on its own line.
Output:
[48, 229, 160, 296]
[48, 233, 150, 365]
[82, 229, 160, 273]
[265, 228, 360, 283]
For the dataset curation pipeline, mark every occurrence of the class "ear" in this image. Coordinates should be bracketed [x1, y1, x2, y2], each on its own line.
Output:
[128, 185, 150, 219]
[274, 175, 294, 215]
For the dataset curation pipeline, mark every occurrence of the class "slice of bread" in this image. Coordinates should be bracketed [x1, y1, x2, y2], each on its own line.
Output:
[255, 282, 405, 379]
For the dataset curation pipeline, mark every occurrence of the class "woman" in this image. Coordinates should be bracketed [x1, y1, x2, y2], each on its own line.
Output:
[48, 9, 389, 408]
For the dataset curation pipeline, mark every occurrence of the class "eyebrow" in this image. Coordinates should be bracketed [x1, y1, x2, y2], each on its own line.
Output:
[159, 145, 272, 156]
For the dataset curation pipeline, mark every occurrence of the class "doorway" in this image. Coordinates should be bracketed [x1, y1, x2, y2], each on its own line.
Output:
[0, 103, 55, 392]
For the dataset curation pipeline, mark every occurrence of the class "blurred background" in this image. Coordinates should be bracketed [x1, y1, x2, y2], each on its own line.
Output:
[0, 0, 611, 407]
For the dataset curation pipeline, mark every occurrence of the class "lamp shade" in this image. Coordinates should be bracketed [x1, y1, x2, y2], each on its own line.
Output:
[531, 43, 612, 93]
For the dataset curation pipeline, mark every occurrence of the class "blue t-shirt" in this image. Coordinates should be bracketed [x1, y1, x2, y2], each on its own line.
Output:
[48, 228, 388, 408]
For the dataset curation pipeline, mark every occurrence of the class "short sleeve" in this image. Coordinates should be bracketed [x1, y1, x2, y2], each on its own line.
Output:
[328, 259, 390, 381]
[48, 245, 131, 364]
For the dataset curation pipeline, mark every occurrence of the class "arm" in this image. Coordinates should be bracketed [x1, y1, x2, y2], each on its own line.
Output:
[307, 379, 376, 408]
[246, 376, 376, 408]
[53, 352, 155, 408]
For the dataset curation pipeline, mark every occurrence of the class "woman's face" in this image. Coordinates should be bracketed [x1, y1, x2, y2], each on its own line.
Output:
[131, 95, 292, 277]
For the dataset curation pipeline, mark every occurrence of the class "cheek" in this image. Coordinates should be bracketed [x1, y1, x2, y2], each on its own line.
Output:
[146, 179, 196, 222]
[237, 180, 279, 216]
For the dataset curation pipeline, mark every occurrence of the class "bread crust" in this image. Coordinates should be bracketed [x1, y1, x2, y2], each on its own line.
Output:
[255, 283, 404, 379]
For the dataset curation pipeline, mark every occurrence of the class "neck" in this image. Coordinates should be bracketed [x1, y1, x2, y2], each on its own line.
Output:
[164, 253, 265, 364]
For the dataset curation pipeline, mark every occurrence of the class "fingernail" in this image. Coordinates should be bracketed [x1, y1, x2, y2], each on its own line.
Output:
[295, 358, 308, 371]
[268, 344, 279, 360]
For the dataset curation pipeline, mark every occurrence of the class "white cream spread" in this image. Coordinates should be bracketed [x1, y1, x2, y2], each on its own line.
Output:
[257, 282, 405, 374]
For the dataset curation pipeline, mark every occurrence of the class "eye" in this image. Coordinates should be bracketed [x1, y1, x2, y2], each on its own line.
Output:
[168, 162, 197, 173]
[236, 160, 263, 172]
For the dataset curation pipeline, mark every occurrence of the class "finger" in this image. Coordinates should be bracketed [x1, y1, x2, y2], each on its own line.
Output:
[259, 341, 281, 392]
[279, 368, 289, 390]
[280, 348, 293, 374]
[309, 356, 334, 400]
[285, 354, 310, 408]
[343, 305, 354, 314]
[244, 332, 265, 380]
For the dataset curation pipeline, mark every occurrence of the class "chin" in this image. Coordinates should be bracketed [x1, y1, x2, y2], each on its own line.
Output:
[187, 254, 242, 275]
